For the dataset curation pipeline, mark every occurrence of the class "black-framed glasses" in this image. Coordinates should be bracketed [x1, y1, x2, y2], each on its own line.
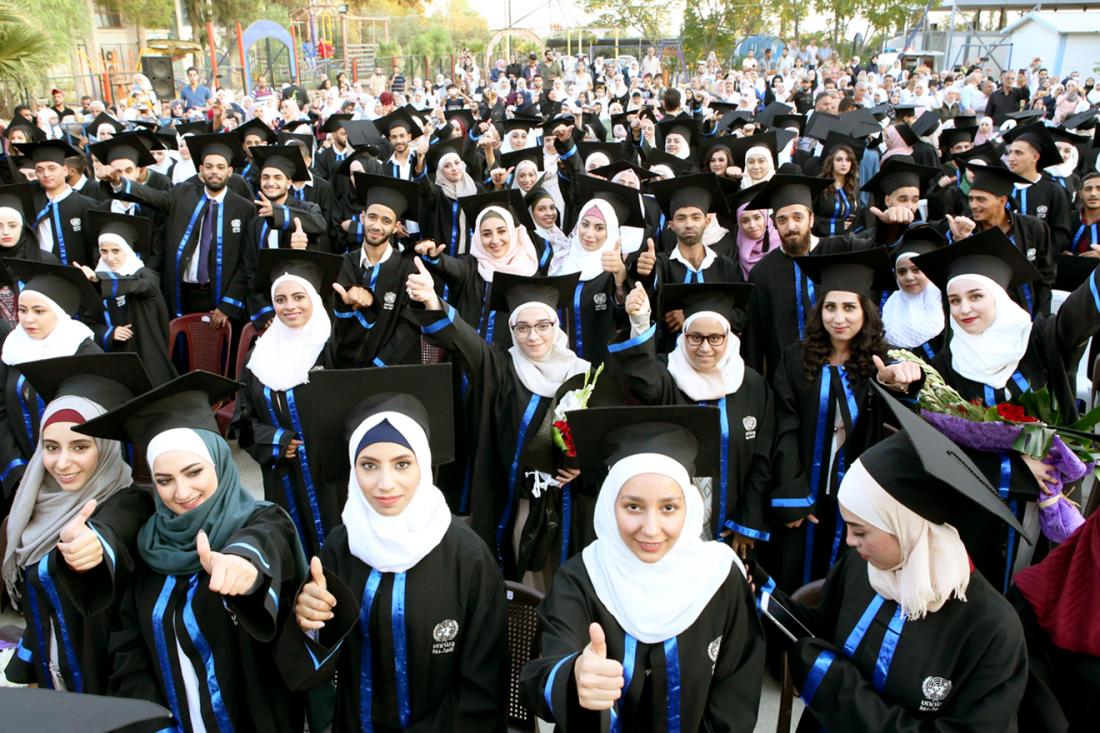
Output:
[512, 321, 555, 337]
[684, 333, 727, 347]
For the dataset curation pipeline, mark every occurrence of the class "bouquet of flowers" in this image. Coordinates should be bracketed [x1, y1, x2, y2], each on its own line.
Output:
[890, 349, 1100, 543]
[551, 363, 604, 460]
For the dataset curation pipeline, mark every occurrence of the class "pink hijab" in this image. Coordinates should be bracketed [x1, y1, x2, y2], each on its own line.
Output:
[735, 203, 782, 277]
[469, 205, 540, 282]
[881, 126, 914, 162]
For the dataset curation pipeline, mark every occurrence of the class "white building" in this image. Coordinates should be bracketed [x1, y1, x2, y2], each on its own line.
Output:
[998, 11, 1100, 77]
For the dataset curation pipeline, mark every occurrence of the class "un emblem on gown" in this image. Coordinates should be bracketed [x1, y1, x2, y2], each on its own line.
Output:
[1036, 205, 1048, 218]
[742, 415, 757, 440]
[383, 291, 397, 310]
[593, 292, 607, 311]
[707, 636, 722, 662]
[231, 218, 241, 233]
[920, 676, 951, 711]
[70, 217, 82, 231]
[432, 619, 459, 654]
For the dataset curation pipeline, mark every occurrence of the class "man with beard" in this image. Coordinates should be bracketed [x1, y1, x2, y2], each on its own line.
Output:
[331, 173, 424, 367]
[373, 106, 429, 243]
[634, 174, 742, 350]
[109, 133, 257, 324]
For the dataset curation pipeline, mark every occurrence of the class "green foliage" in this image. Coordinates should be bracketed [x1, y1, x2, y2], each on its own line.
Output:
[0, 0, 73, 105]
[680, 0, 766, 63]
[576, 0, 672, 40]
[97, 0, 175, 29]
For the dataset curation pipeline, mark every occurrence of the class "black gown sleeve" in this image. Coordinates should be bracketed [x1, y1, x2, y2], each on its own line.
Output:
[769, 347, 814, 525]
[233, 368, 295, 466]
[1052, 265, 1100, 359]
[0, 362, 28, 495]
[701, 570, 767, 733]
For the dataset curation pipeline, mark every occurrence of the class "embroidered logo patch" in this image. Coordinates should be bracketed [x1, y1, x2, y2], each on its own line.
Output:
[1027, 247, 1037, 261]
[70, 217, 82, 231]
[593, 292, 607, 311]
[707, 635, 722, 662]
[432, 619, 459, 654]
[231, 218, 241, 233]
[1036, 205, 1048, 218]
[742, 415, 757, 439]
[919, 676, 952, 711]
[383, 291, 397, 309]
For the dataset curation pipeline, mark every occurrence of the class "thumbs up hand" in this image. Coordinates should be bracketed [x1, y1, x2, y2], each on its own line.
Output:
[636, 238, 657, 277]
[295, 556, 338, 632]
[290, 217, 308, 250]
[406, 257, 441, 311]
[332, 282, 373, 309]
[625, 281, 650, 318]
[873, 354, 922, 391]
[574, 622, 625, 711]
[601, 238, 627, 282]
[197, 529, 259, 596]
[57, 499, 103, 572]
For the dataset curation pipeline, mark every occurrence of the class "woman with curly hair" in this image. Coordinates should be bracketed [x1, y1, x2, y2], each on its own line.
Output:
[766, 248, 922, 591]
[812, 143, 869, 237]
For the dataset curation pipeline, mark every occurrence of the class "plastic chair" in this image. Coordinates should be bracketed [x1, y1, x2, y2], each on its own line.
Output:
[215, 322, 258, 436]
[505, 580, 544, 733]
[168, 313, 232, 375]
[776, 578, 826, 733]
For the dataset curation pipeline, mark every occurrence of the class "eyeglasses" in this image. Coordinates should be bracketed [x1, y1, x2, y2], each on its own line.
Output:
[684, 333, 727, 347]
[512, 321, 555, 337]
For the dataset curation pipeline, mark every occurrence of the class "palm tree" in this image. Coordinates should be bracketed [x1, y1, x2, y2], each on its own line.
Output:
[0, 2, 52, 114]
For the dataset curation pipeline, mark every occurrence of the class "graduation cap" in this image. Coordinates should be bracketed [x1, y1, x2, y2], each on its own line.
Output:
[173, 120, 211, 137]
[890, 103, 918, 120]
[341, 120, 385, 151]
[577, 141, 624, 168]
[127, 129, 167, 153]
[4, 117, 46, 143]
[865, 382, 1030, 537]
[658, 282, 754, 332]
[646, 172, 728, 218]
[575, 175, 646, 228]
[588, 159, 658, 185]
[770, 113, 805, 134]
[458, 188, 536, 232]
[75, 370, 238, 444]
[372, 106, 423, 140]
[913, 226, 1040, 291]
[894, 123, 920, 147]
[276, 131, 315, 156]
[643, 148, 695, 176]
[444, 108, 478, 134]
[250, 144, 309, 181]
[542, 113, 575, 135]
[13, 140, 81, 166]
[838, 111, 884, 141]
[185, 133, 247, 168]
[1002, 123, 1062, 169]
[4, 257, 102, 314]
[352, 172, 419, 220]
[1005, 109, 1047, 124]
[963, 163, 1031, 198]
[802, 111, 844, 142]
[128, 120, 157, 133]
[939, 125, 977, 151]
[295, 364, 455, 489]
[861, 156, 940, 198]
[794, 247, 894, 298]
[724, 132, 778, 169]
[889, 224, 946, 264]
[724, 179, 768, 214]
[0, 687, 174, 733]
[500, 147, 544, 174]
[424, 136, 469, 175]
[952, 114, 979, 129]
[910, 111, 941, 139]
[87, 112, 126, 138]
[952, 141, 1003, 167]
[756, 101, 794, 129]
[656, 116, 701, 149]
[502, 116, 541, 135]
[0, 182, 36, 223]
[1049, 127, 1091, 147]
[18, 353, 152, 408]
[257, 248, 344, 300]
[715, 111, 756, 134]
[1062, 108, 1098, 131]
[745, 173, 832, 212]
[90, 133, 156, 167]
[236, 118, 278, 145]
[583, 116, 609, 142]
[319, 113, 354, 134]
[488, 272, 581, 313]
[1055, 254, 1100, 292]
[568, 405, 722, 483]
[86, 209, 153, 260]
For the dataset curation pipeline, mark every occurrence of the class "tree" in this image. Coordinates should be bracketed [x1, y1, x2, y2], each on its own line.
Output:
[97, 0, 175, 34]
[0, 2, 52, 111]
[2, 0, 87, 111]
[680, 0, 765, 63]
[576, 0, 674, 40]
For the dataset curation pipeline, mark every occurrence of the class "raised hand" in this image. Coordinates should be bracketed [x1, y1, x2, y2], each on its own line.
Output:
[295, 556, 337, 632]
[290, 217, 308, 250]
[601, 238, 626, 282]
[574, 623, 625, 711]
[57, 500, 102, 573]
[636, 238, 657, 277]
[946, 214, 976, 240]
[413, 240, 447, 258]
[406, 257, 441, 311]
[873, 354, 922, 390]
[255, 192, 274, 218]
[72, 261, 98, 283]
[197, 529, 259, 596]
[332, 282, 373, 309]
[869, 206, 915, 225]
[624, 281, 650, 318]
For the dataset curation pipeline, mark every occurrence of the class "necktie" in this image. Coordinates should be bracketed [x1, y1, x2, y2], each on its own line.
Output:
[197, 198, 216, 283]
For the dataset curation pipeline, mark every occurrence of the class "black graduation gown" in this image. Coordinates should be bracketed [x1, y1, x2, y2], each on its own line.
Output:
[96, 267, 176, 386]
[314, 144, 356, 182]
[181, 171, 255, 201]
[927, 167, 969, 222]
[910, 139, 941, 170]
[0, 337, 101, 503]
[235, 344, 339, 558]
[767, 343, 898, 590]
[108, 504, 304, 733]
[419, 179, 487, 256]
[333, 245, 423, 368]
[930, 267, 1100, 590]
[1068, 209, 1100, 254]
[811, 186, 869, 239]
[1011, 175, 1073, 256]
[1048, 171, 1081, 205]
[520, 555, 765, 732]
[607, 324, 775, 543]
[1009, 586, 1098, 733]
[951, 216, 1056, 317]
[410, 302, 571, 579]
[290, 175, 342, 252]
[274, 521, 509, 733]
[114, 178, 258, 319]
[4, 486, 152, 692]
[30, 185, 98, 266]
[768, 552, 1027, 733]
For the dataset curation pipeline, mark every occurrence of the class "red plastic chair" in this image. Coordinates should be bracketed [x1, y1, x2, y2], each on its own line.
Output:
[168, 313, 232, 375]
[215, 322, 258, 436]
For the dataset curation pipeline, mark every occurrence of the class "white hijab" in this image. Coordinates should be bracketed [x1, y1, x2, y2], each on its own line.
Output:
[1, 291, 94, 366]
[838, 459, 970, 620]
[667, 311, 745, 400]
[507, 301, 590, 397]
[946, 274, 1032, 389]
[246, 273, 332, 391]
[550, 199, 620, 282]
[341, 411, 452, 573]
[582, 452, 740, 643]
[882, 253, 945, 349]
[94, 232, 144, 278]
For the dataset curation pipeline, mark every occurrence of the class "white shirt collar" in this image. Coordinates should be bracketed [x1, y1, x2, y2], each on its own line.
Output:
[359, 242, 394, 269]
[670, 243, 716, 272]
[204, 186, 228, 203]
[47, 185, 73, 204]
